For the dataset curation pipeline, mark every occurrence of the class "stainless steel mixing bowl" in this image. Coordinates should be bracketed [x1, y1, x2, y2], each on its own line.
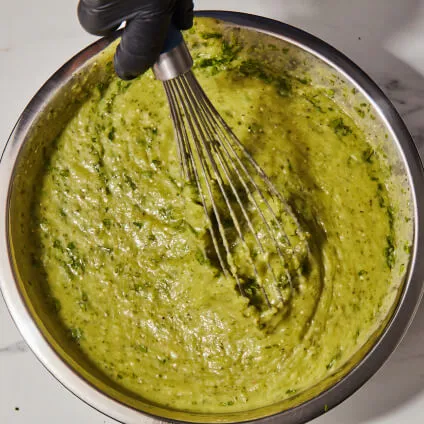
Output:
[1, 11, 424, 424]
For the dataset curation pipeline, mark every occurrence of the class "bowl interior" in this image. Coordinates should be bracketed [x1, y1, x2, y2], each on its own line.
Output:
[5, 16, 414, 423]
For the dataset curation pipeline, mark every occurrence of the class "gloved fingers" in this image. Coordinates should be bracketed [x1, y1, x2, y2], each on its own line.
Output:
[173, 0, 194, 30]
[114, 11, 173, 80]
[78, 0, 191, 79]
[77, 0, 162, 36]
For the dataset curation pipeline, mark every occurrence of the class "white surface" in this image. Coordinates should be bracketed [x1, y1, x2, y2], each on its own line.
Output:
[1, 0, 424, 423]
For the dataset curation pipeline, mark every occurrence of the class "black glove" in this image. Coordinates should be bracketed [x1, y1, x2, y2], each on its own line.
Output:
[78, 0, 194, 80]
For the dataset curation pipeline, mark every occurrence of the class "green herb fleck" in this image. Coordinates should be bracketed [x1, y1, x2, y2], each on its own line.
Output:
[355, 106, 365, 118]
[52, 298, 61, 313]
[287, 159, 293, 172]
[103, 218, 112, 229]
[96, 82, 106, 96]
[108, 127, 116, 141]
[195, 249, 208, 265]
[200, 32, 223, 39]
[242, 278, 263, 308]
[305, 96, 324, 113]
[276, 77, 291, 96]
[220, 401, 234, 406]
[159, 206, 174, 220]
[330, 118, 352, 137]
[70, 327, 83, 343]
[124, 174, 137, 190]
[139, 344, 148, 353]
[197, 40, 241, 71]
[53, 239, 63, 250]
[60, 168, 70, 177]
[238, 59, 271, 81]
[148, 233, 156, 242]
[297, 77, 310, 85]
[326, 351, 342, 369]
[376, 183, 386, 208]
[238, 59, 292, 96]
[387, 206, 395, 230]
[116, 79, 131, 93]
[385, 235, 395, 269]
[362, 147, 374, 163]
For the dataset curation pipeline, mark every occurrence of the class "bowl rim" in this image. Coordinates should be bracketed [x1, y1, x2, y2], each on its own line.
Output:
[1, 10, 424, 424]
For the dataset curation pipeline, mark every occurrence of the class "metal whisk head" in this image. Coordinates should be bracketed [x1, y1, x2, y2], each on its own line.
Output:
[154, 32, 307, 317]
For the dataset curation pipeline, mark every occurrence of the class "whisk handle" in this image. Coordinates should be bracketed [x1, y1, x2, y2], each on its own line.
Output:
[153, 23, 193, 81]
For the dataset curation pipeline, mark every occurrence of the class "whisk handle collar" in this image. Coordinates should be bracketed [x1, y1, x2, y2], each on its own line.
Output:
[153, 24, 193, 81]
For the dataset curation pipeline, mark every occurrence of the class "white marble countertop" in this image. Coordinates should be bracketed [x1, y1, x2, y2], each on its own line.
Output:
[1, 0, 424, 423]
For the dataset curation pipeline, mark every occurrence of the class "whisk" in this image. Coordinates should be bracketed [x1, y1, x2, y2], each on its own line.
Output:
[153, 27, 307, 315]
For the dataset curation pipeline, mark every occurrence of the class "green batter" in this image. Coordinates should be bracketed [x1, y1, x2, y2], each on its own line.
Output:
[30, 18, 399, 412]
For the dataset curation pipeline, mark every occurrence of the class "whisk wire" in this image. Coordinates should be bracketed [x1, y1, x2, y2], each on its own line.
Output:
[177, 74, 274, 307]
[180, 74, 289, 303]
[191, 79, 300, 300]
[189, 73, 304, 246]
[186, 73, 294, 251]
[165, 79, 230, 278]
[161, 66, 307, 310]
[163, 83, 191, 178]
[166, 77, 249, 295]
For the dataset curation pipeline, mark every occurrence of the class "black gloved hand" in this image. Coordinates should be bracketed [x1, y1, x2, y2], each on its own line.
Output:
[78, 0, 194, 80]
